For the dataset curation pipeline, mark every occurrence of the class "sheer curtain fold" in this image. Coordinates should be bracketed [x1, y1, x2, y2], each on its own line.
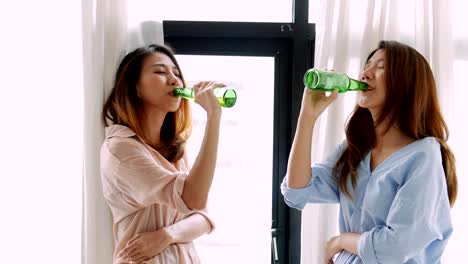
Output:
[306, 0, 456, 263]
[82, 1, 126, 263]
[127, 21, 164, 52]
[81, 1, 163, 263]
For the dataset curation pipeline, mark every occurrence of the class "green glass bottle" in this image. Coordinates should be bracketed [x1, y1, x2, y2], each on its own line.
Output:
[172, 87, 237, 108]
[303, 69, 368, 93]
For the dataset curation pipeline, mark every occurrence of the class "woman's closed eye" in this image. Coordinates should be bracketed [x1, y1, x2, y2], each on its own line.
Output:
[154, 71, 181, 79]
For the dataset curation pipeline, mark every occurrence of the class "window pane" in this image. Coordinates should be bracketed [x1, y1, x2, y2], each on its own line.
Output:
[309, 0, 322, 23]
[176, 55, 274, 263]
[131, 0, 292, 23]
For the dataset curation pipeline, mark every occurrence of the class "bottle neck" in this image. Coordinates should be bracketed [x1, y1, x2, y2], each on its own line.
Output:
[348, 78, 368, 91]
[173, 88, 194, 98]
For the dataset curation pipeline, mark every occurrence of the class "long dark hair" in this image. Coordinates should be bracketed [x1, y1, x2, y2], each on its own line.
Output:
[333, 40, 457, 207]
[102, 44, 192, 163]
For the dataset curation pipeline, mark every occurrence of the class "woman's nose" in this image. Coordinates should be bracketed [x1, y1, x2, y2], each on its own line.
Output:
[168, 75, 180, 86]
[360, 68, 372, 81]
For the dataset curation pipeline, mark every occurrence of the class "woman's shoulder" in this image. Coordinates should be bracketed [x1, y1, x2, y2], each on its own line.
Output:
[406, 137, 441, 159]
[395, 137, 448, 194]
[102, 125, 146, 158]
[396, 137, 444, 177]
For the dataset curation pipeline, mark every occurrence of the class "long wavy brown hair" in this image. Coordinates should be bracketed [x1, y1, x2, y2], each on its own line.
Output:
[333, 40, 457, 207]
[102, 44, 192, 163]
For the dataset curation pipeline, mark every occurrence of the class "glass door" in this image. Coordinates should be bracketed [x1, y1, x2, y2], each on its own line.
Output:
[176, 55, 275, 264]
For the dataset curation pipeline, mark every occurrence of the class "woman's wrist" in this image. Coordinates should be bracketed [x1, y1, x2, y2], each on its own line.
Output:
[298, 110, 319, 123]
[339, 232, 360, 255]
[297, 112, 317, 132]
[206, 111, 222, 128]
[206, 109, 222, 119]
[161, 227, 175, 245]
[337, 234, 345, 250]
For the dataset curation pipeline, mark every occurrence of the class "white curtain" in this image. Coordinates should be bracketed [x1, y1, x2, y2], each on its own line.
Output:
[305, 0, 466, 263]
[81, 0, 127, 263]
[81, 1, 163, 263]
[0, 1, 83, 263]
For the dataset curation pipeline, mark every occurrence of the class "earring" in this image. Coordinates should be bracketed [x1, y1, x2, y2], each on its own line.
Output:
[136, 86, 141, 98]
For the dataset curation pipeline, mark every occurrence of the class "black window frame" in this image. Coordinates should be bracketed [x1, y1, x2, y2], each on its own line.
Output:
[163, 1, 315, 263]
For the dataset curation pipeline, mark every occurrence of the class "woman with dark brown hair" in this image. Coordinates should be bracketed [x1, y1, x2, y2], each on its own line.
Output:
[282, 40, 457, 263]
[100, 44, 224, 263]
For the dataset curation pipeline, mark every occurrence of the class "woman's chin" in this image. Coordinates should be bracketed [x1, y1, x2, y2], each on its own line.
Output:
[170, 103, 182, 112]
[357, 98, 369, 108]
[168, 98, 182, 111]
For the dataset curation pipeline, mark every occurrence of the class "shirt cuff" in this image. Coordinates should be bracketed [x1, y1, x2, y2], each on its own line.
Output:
[280, 177, 312, 210]
[192, 209, 216, 234]
[358, 230, 377, 263]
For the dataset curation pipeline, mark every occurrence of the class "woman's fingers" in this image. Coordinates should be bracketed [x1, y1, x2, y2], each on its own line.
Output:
[198, 81, 215, 95]
[193, 81, 211, 100]
[193, 81, 225, 113]
[194, 81, 226, 94]
[130, 253, 145, 263]
[126, 235, 140, 246]
[126, 250, 142, 261]
[328, 90, 339, 101]
[118, 244, 136, 258]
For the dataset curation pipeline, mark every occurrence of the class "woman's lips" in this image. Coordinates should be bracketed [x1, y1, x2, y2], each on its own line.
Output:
[365, 85, 374, 91]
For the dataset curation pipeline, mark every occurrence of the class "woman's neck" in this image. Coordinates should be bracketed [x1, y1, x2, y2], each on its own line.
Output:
[369, 123, 414, 171]
[373, 123, 413, 152]
[141, 108, 167, 145]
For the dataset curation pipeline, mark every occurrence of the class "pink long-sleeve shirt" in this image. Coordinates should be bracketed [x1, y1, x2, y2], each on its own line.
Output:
[100, 124, 215, 264]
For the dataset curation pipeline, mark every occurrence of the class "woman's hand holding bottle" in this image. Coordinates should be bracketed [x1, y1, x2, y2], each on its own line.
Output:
[287, 70, 338, 189]
[182, 81, 224, 210]
[300, 86, 338, 120]
[192, 81, 226, 117]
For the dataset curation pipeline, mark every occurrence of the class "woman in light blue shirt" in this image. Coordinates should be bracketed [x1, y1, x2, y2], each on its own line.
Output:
[281, 40, 458, 263]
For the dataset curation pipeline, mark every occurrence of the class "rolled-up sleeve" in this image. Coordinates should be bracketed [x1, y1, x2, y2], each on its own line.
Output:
[190, 209, 216, 234]
[281, 141, 346, 210]
[104, 137, 194, 215]
[358, 148, 453, 263]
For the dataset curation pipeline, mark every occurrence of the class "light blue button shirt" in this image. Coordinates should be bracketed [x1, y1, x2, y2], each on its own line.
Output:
[281, 137, 452, 264]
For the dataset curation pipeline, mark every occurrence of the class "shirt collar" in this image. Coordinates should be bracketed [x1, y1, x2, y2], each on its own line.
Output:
[105, 124, 136, 139]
